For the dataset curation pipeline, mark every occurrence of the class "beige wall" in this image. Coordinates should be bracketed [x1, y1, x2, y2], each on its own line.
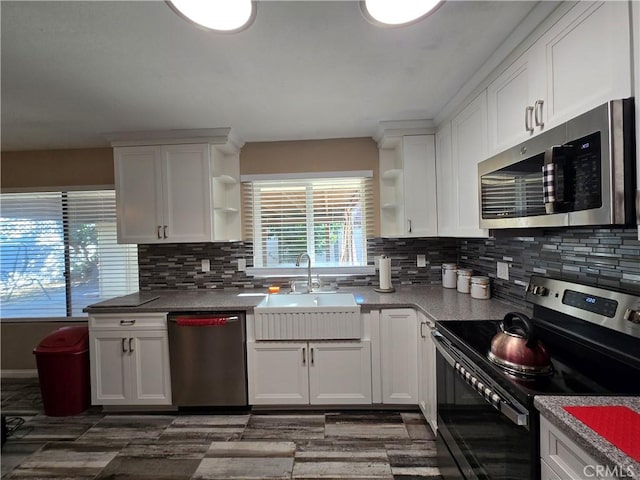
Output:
[1, 148, 114, 190]
[241, 137, 380, 234]
[1, 321, 87, 372]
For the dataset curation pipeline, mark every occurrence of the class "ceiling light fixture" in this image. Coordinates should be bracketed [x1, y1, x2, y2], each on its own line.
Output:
[167, 0, 256, 33]
[360, 0, 443, 27]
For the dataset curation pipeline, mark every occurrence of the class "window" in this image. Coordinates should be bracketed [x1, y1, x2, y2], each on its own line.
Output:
[0, 190, 138, 319]
[243, 173, 374, 271]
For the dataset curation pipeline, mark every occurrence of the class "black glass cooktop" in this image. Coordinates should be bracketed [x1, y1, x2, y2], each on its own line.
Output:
[435, 319, 628, 407]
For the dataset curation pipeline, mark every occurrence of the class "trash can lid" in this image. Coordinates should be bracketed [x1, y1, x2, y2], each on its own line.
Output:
[34, 326, 89, 354]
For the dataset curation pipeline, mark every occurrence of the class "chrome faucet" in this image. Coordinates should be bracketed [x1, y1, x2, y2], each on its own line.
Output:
[295, 252, 312, 292]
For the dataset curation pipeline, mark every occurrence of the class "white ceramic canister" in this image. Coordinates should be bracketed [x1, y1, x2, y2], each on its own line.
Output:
[456, 268, 473, 294]
[442, 263, 458, 289]
[470, 276, 491, 299]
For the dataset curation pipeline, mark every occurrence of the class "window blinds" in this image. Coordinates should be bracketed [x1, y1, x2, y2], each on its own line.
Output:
[0, 190, 138, 319]
[243, 176, 374, 268]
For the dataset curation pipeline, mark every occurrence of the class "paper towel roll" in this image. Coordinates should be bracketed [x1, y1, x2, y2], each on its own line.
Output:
[379, 256, 392, 290]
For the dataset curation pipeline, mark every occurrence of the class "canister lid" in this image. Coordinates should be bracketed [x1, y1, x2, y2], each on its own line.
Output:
[457, 268, 473, 276]
[442, 263, 457, 269]
[471, 276, 490, 284]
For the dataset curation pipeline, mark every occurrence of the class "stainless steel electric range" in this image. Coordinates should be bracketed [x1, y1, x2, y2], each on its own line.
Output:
[433, 275, 640, 480]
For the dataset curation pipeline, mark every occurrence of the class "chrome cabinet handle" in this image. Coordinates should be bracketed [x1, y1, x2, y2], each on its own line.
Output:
[525, 106, 534, 133]
[120, 319, 136, 326]
[157, 225, 162, 239]
[128, 338, 134, 353]
[163, 225, 168, 239]
[420, 322, 426, 338]
[122, 338, 127, 353]
[534, 100, 544, 127]
[302, 347, 306, 365]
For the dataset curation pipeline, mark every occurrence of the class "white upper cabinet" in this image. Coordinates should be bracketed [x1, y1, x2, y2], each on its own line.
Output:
[488, 1, 631, 155]
[113, 132, 242, 244]
[435, 123, 455, 237]
[448, 91, 489, 238]
[114, 146, 165, 244]
[487, 50, 544, 154]
[379, 133, 438, 237]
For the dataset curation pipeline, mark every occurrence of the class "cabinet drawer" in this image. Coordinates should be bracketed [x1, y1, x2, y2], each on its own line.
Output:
[89, 313, 168, 331]
[540, 416, 616, 480]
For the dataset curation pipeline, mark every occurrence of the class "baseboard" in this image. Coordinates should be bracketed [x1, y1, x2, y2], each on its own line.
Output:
[1, 369, 38, 379]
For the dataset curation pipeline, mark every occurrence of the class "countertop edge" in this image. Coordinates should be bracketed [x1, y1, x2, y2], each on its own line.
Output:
[83, 286, 522, 323]
[534, 396, 640, 480]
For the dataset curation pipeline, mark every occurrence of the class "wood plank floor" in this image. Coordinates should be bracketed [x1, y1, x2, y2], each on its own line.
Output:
[1, 379, 442, 479]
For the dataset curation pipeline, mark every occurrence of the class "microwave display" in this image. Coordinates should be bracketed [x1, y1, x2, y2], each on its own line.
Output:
[481, 132, 602, 219]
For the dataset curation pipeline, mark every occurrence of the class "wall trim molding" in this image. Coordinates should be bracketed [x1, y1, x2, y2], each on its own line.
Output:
[1, 369, 38, 379]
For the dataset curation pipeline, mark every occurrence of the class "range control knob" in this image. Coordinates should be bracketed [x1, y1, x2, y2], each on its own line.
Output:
[526, 283, 549, 296]
[624, 309, 640, 325]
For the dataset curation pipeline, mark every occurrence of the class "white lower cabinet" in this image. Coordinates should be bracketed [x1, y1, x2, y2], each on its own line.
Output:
[89, 313, 172, 406]
[247, 340, 372, 405]
[380, 309, 418, 404]
[540, 415, 620, 480]
[417, 311, 437, 433]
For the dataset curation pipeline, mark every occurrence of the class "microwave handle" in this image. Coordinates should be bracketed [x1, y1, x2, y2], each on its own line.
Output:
[543, 146, 567, 214]
[543, 148, 557, 214]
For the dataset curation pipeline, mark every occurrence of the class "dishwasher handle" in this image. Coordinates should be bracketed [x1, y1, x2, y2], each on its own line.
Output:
[172, 315, 239, 326]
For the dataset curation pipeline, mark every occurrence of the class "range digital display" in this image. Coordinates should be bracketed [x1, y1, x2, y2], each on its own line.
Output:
[562, 290, 617, 317]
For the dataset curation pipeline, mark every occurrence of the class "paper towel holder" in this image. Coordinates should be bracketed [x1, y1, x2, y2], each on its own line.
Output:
[375, 286, 396, 293]
[375, 255, 395, 293]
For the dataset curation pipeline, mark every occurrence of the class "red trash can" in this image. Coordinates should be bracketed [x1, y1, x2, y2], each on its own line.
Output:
[33, 326, 90, 416]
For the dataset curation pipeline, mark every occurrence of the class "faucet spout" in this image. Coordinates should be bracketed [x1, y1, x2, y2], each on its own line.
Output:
[295, 252, 312, 292]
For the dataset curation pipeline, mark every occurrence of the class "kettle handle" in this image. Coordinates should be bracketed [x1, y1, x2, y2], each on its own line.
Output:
[502, 312, 538, 348]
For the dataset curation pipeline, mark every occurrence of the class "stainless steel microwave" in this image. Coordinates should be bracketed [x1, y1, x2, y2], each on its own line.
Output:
[478, 98, 636, 229]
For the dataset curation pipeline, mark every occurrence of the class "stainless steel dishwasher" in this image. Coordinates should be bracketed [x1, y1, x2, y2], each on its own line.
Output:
[168, 312, 247, 407]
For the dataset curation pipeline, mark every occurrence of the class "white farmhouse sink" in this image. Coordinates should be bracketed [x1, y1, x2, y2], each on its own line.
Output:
[253, 293, 361, 340]
[256, 293, 358, 310]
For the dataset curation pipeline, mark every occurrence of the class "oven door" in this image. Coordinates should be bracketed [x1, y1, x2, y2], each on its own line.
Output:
[433, 332, 536, 480]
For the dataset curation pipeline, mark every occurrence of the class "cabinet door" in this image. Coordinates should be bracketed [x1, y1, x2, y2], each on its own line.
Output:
[451, 92, 489, 238]
[487, 51, 543, 155]
[417, 312, 437, 434]
[542, 1, 631, 128]
[247, 342, 309, 405]
[417, 312, 437, 433]
[308, 341, 372, 405]
[129, 331, 172, 405]
[162, 144, 213, 243]
[435, 124, 455, 236]
[380, 309, 418, 404]
[89, 332, 130, 405]
[114, 146, 164, 244]
[402, 135, 438, 237]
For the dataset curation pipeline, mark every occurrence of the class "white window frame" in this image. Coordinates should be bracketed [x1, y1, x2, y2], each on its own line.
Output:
[241, 171, 376, 277]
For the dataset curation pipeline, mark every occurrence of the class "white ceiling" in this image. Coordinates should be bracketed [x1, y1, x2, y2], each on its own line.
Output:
[1, 1, 542, 151]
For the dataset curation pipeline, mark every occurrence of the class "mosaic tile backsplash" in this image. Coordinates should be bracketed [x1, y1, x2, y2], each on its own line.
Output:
[458, 227, 640, 307]
[138, 227, 640, 308]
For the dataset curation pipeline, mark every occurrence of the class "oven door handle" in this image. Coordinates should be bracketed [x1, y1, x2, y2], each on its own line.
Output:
[433, 332, 529, 428]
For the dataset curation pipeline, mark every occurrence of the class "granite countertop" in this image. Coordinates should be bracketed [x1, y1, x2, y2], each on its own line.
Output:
[535, 396, 640, 480]
[84, 285, 521, 322]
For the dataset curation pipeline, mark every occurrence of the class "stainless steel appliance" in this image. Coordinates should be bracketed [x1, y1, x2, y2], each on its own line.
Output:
[168, 312, 247, 407]
[478, 98, 636, 229]
[433, 276, 640, 480]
